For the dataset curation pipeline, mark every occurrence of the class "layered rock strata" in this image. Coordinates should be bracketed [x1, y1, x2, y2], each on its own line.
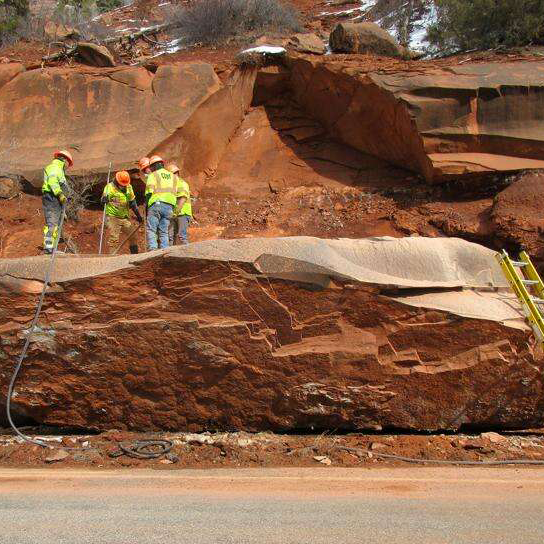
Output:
[1, 236, 542, 432]
[287, 56, 544, 181]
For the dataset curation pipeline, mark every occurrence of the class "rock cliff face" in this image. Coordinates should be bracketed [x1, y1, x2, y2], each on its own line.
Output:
[1, 237, 542, 432]
[1, 54, 544, 187]
[0, 62, 256, 185]
[287, 56, 544, 181]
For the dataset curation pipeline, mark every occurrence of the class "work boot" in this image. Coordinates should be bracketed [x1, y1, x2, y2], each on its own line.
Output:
[129, 244, 139, 255]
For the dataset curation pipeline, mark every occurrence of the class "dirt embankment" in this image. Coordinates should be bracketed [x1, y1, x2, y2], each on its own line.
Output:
[2, 429, 544, 469]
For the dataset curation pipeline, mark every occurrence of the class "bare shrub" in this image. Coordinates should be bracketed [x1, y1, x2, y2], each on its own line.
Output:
[168, 0, 301, 47]
[1, 1, 115, 46]
[61, 231, 80, 254]
[64, 174, 100, 221]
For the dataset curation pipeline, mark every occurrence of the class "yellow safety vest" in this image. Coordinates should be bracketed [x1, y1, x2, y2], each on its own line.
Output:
[174, 176, 192, 217]
[42, 159, 66, 196]
[103, 182, 135, 219]
[145, 169, 177, 207]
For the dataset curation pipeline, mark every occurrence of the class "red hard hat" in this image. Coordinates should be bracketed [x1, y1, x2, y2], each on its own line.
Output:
[167, 163, 180, 174]
[54, 149, 73, 167]
[115, 171, 131, 186]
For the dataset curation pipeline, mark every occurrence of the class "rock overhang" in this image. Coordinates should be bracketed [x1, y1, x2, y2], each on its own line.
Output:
[285, 54, 544, 182]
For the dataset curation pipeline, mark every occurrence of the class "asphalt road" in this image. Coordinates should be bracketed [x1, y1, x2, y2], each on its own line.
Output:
[1, 467, 544, 543]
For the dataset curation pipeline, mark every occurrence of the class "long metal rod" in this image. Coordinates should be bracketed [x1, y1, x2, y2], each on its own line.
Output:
[98, 162, 112, 254]
[6, 202, 67, 448]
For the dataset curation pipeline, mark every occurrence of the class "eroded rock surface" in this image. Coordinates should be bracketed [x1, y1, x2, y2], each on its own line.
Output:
[0, 62, 256, 185]
[1, 237, 541, 432]
[287, 55, 544, 181]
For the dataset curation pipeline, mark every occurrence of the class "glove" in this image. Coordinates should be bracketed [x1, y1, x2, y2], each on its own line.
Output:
[58, 193, 67, 205]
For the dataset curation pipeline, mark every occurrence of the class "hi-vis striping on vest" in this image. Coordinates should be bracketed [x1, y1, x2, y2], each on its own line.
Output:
[496, 249, 544, 346]
[145, 169, 177, 207]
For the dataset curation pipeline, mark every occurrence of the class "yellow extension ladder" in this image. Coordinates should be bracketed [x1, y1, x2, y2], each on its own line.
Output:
[496, 250, 544, 345]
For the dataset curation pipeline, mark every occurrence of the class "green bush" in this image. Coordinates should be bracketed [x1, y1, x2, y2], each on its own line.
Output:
[96, 0, 124, 11]
[0, 0, 28, 17]
[0, 0, 29, 45]
[428, 0, 544, 53]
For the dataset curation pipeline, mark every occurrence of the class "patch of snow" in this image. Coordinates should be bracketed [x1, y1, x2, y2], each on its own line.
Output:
[240, 45, 286, 55]
[164, 38, 184, 54]
[409, 26, 428, 50]
[320, 0, 377, 17]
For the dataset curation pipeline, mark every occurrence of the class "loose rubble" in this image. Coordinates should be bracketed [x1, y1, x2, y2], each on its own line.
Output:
[1, 429, 544, 469]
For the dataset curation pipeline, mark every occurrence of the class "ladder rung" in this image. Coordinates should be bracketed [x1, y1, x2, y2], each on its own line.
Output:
[530, 296, 544, 305]
[511, 260, 528, 267]
[523, 280, 540, 286]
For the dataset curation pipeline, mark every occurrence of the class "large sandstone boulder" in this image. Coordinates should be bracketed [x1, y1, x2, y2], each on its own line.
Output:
[1, 236, 541, 432]
[0, 177, 21, 199]
[491, 171, 544, 258]
[289, 33, 326, 55]
[76, 42, 115, 67]
[329, 22, 404, 57]
[287, 56, 544, 182]
[0, 62, 257, 186]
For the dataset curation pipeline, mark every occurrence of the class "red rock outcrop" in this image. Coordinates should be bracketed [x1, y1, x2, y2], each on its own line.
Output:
[0, 62, 256, 185]
[491, 170, 544, 258]
[1, 237, 541, 432]
[287, 55, 544, 181]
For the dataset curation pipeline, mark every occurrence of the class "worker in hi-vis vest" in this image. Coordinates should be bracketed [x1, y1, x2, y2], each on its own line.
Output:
[167, 163, 191, 245]
[42, 150, 73, 254]
[144, 155, 178, 250]
[101, 170, 143, 254]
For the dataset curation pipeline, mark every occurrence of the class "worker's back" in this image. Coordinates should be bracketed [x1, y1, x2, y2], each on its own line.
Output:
[145, 168, 177, 207]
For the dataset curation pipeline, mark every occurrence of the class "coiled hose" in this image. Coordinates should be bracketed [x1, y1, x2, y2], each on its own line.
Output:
[111, 440, 174, 459]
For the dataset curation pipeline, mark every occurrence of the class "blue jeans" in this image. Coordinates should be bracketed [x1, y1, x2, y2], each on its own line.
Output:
[146, 201, 173, 250]
[168, 215, 191, 245]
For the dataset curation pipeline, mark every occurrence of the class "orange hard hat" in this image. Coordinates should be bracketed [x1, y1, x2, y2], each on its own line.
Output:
[138, 157, 150, 171]
[115, 170, 131, 186]
[54, 149, 73, 167]
[167, 163, 179, 174]
[149, 155, 163, 167]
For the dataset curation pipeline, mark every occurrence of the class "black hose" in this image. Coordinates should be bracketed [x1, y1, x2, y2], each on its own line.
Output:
[369, 451, 544, 466]
[115, 440, 174, 459]
[5, 202, 67, 449]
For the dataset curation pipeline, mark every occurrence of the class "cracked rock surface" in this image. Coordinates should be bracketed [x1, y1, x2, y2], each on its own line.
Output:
[0, 62, 256, 184]
[1, 236, 542, 432]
